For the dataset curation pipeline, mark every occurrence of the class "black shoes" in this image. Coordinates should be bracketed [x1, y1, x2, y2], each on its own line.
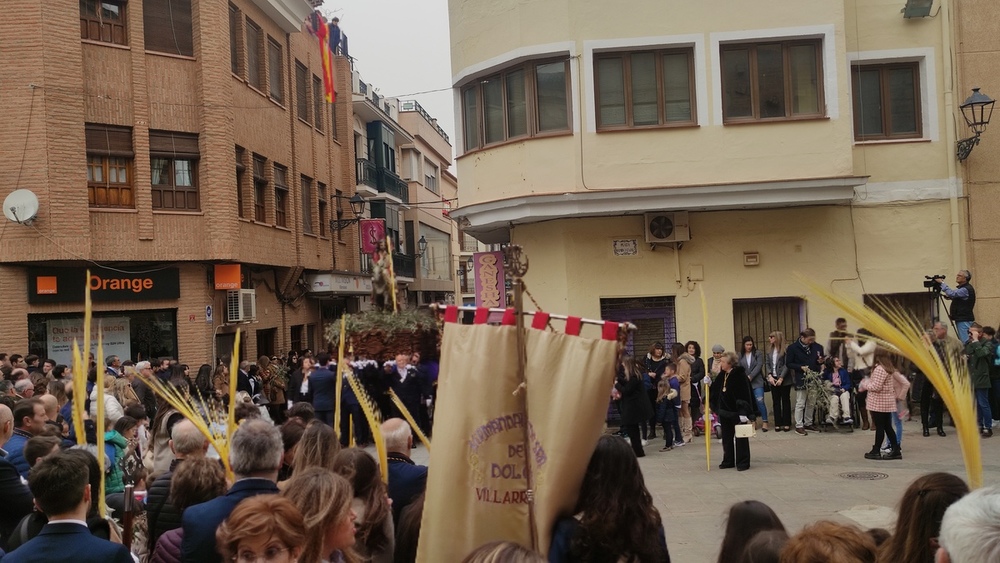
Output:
[719, 462, 735, 469]
[884, 449, 902, 460]
[982, 428, 994, 438]
[938, 428, 947, 437]
[923, 428, 930, 437]
[864, 450, 881, 460]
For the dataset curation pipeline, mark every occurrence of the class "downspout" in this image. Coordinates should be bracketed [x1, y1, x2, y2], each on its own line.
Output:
[941, 0, 962, 273]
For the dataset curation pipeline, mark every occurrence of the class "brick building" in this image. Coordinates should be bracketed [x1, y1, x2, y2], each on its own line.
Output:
[0, 0, 364, 365]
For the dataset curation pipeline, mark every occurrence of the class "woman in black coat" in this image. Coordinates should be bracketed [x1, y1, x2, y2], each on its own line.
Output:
[616, 356, 655, 458]
[710, 351, 754, 471]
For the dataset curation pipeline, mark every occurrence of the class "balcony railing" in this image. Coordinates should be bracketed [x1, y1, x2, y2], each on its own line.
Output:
[355, 158, 409, 201]
[356, 158, 377, 189]
[393, 253, 416, 278]
[380, 170, 409, 201]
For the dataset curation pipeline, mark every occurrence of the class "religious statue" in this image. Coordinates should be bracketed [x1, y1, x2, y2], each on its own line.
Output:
[371, 238, 392, 311]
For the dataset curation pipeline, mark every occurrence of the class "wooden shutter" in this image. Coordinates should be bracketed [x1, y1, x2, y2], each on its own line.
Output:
[85, 124, 134, 157]
[149, 131, 199, 158]
[143, 0, 194, 57]
[732, 297, 805, 352]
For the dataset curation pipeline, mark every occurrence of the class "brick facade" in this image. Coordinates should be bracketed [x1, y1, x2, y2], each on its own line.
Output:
[0, 0, 360, 362]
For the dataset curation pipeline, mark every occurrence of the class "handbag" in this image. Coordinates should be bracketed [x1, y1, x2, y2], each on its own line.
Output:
[735, 423, 757, 438]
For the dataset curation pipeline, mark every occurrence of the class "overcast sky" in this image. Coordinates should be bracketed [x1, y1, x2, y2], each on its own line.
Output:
[320, 0, 457, 166]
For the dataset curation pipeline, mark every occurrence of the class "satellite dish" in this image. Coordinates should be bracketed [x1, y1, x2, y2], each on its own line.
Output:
[3, 189, 40, 225]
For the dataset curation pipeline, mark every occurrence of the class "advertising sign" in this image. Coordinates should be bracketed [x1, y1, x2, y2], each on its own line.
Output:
[28, 267, 180, 304]
[472, 251, 506, 309]
[45, 316, 131, 366]
[214, 264, 242, 290]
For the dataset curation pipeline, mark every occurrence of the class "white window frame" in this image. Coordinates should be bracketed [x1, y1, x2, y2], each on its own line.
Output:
[847, 47, 938, 143]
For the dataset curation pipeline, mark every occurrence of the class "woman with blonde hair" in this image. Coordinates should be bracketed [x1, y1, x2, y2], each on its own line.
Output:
[89, 374, 125, 426]
[333, 448, 394, 562]
[278, 420, 339, 486]
[216, 495, 306, 563]
[461, 541, 545, 562]
[112, 376, 139, 408]
[766, 331, 792, 432]
[282, 467, 358, 563]
[860, 347, 899, 460]
[212, 364, 229, 400]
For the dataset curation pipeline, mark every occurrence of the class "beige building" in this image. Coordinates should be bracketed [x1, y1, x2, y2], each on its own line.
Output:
[956, 0, 1000, 326]
[0, 0, 364, 363]
[448, 0, 980, 351]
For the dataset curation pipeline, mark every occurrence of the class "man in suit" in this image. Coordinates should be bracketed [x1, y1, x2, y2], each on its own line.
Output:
[236, 360, 254, 396]
[382, 417, 428, 522]
[3, 398, 49, 478]
[181, 418, 283, 563]
[2, 451, 131, 562]
[131, 361, 158, 422]
[0, 404, 34, 546]
[308, 353, 337, 427]
[104, 355, 120, 378]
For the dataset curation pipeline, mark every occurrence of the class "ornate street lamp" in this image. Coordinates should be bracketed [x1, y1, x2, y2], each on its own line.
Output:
[957, 88, 995, 161]
[330, 193, 367, 231]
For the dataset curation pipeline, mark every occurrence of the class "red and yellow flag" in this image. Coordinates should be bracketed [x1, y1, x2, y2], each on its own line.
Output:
[316, 19, 336, 103]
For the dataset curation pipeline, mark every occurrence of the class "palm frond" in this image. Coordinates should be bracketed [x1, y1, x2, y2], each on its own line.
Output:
[802, 278, 982, 488]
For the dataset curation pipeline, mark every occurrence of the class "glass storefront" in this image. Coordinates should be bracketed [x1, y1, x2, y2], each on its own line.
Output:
[28, 309, 178, 364]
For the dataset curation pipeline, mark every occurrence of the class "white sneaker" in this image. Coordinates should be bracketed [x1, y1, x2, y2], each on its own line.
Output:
[641, 439, 649, 447]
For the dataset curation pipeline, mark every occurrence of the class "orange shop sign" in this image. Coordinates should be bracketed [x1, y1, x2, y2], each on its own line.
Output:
[214, 264, 243, 290]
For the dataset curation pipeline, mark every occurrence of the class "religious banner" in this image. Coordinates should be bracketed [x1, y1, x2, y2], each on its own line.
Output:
[417, 318, 618, 560]
[472, 251, 506, 309]
[360, 219, 386, 255]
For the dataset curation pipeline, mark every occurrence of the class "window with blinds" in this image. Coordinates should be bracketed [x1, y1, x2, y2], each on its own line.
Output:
[252, 154, 267, 222]
[80, 0, 127, 46]
[149, 130, 199, 211]
[274, 164, 289, 227]
[235, 146, 246, 218]
[267, 38, 284, 103]
[313, 75, 324, 132]
[85, 124, 134, 209]
[246, 20, 263, 90]
[143, 0, 193, 57]
[301, 175, 313, 234]
[732, 297, 806, 353]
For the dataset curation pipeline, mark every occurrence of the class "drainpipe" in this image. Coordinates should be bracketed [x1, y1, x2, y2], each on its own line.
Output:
[941, 0, 962, 273]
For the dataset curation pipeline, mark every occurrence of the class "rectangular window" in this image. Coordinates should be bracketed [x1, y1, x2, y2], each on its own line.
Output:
[720, 40, 824, 122]
[274, 164, 288, 227]
[290, 325, 303, 355]
[246, 20, 263, 90]
[852, 62, 921, 141]
[80, 0, 127, 46]
[267, 38, 283, 103]
[334, 189, 344, 241]
[461, 58, 571, 151]
[313, 76, 324, 132]
[229, 4, 240, 75]
[149, 130, 199, 211]
[235, 146, 246, 218]
[331, 101, 339, 140]
[424, 160, 438, 194]
[252, 154, 267, 222]
[301, 175, 313, 234]
[143, 0, 192, 56]
[595, 48, 696, 129]
[318, 182, 328, 237]
[85, 124, 134, 209]
[295, 61, 310, 123]
[732, 297, 805, 354]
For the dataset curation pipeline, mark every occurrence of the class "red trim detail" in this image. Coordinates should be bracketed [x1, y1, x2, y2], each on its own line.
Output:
[443, 305, 459, 323]
[602, 321, 620, 341]
[531, 312, 550, 330]
[565, 316, 582, 336]
[501, 308, 516, 326]
[474, 307, 489, 324]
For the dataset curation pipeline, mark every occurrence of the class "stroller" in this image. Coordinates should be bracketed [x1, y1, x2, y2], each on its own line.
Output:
[691, 382, 722, 438]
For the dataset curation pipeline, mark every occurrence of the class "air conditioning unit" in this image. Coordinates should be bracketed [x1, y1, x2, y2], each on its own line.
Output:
[644, 211, 690, 244]
[226, 289, 257, 323]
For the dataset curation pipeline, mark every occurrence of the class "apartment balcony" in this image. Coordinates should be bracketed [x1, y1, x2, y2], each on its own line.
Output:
[393, 252, 415, 279]
[355, 158, 408, 203]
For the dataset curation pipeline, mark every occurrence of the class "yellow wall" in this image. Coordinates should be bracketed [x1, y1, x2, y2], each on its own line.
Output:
[512, 203, 954, 345]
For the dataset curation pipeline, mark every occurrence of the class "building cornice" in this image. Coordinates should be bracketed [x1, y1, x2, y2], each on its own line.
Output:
[452, 176, 868, 243]
[249, 0, 313, 34]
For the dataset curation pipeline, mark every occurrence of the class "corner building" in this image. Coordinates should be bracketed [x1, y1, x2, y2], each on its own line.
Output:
[450, 0, 976, 350]
[0, 0, 360, 363]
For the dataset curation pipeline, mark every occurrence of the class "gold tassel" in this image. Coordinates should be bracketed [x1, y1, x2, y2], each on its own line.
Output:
[803, 278, 982, 488]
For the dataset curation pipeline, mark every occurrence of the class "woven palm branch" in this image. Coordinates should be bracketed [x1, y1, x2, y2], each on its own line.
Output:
[344, 367, 388, 483]
[335, 315, 346, 440]
[227, 329, 241, 447]
[803, 279, 982, 488]
[95, 325, 107, 518]
[388, 389, 431, 451]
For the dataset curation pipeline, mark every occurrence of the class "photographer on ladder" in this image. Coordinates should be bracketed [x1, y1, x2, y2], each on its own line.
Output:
[935, 270, 976, 344]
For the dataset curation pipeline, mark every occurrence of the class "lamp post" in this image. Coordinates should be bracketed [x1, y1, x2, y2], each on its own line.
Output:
[957, 88, 995, 161]
[330, 193, 367, 232]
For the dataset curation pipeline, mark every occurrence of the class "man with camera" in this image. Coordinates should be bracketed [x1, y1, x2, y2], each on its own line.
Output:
[936, 270, 976, 344]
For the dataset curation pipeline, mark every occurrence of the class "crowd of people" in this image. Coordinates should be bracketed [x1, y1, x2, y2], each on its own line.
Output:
[614, 310, 1000, 469]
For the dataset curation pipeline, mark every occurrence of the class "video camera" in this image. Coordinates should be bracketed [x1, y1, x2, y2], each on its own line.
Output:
[923, 274, 946, 290]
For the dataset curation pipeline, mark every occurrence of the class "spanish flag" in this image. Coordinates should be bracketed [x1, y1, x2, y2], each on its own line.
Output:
[315, 16, 336, 103]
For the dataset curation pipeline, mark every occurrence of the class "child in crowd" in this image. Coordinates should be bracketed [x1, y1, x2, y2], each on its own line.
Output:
[822, 357, 854, 426]
[656, 362, 683, 451]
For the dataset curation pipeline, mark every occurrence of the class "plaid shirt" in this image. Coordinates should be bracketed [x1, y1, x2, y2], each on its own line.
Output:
[864, 365, 896, 413]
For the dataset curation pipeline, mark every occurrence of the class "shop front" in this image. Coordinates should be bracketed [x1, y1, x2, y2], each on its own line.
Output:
[25, 267, 181, 364]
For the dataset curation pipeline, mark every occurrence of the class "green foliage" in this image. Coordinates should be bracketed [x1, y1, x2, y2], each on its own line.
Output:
[324, 309, 435, 346]
[803, 367, 834, 407]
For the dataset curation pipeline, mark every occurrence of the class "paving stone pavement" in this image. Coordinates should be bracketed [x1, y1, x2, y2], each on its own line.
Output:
[405, 417, 1000, 562]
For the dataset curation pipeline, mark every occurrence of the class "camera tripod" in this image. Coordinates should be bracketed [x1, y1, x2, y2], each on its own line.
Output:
[928, 286, 959, 335]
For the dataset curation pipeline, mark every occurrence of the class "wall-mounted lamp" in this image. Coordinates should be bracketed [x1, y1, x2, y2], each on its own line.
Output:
[329, 193, 367, 232]
[416, 235, 428, 257]
[958, 88, 995, 161]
